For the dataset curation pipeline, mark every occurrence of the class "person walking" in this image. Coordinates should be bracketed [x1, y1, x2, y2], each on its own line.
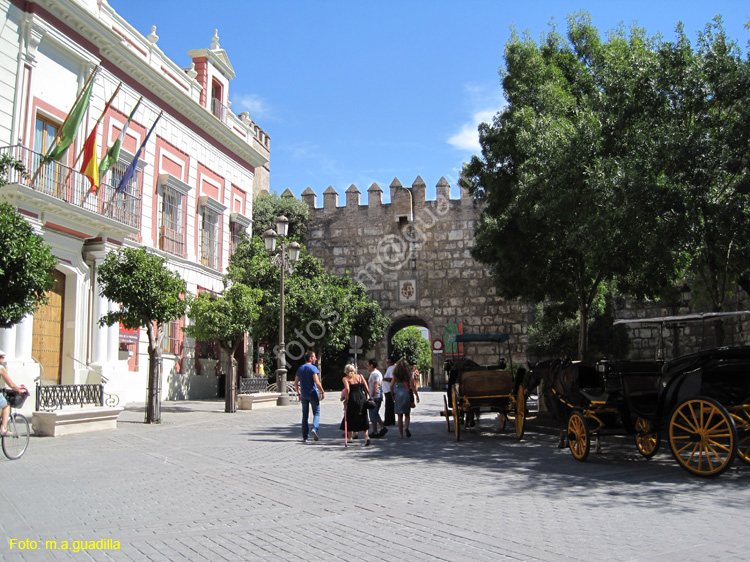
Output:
[393, 358, 419, 438]
[366, 359, 386, 438]
[294, 351, 324, 443]
[382, 357, 396, 426]
[0, 351, 28, 436]
[341, 363, 371, 445]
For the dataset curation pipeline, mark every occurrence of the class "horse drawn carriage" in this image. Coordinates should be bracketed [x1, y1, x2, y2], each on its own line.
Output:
[528, 313, 750, 478]
[443, 334, 527, 442]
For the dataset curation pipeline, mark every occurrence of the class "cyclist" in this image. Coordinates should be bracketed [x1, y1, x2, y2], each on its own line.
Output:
[0, 351, 28, 436]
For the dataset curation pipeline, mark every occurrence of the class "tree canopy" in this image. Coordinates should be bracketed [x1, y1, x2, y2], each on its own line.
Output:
[97, 246, 186, 422]
[391, 326, 431, 375]
[461, 13, 749, 358]
[0, 156, 57, 328]
[184, 282, 262, 412]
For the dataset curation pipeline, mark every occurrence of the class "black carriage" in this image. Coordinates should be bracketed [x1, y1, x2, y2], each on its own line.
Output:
[442, 333, 527, 442]
[543, 343, 750, 478]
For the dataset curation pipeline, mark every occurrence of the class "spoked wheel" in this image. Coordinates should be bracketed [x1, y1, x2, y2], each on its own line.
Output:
[568, 411, 590, 462]
[634, 417, 660, 459]
[2, 413, 30, 460]
[731, 400, 750, 465]
[452, 387, 461, 442]
[497, 413, 507, 432]
[443, 395, 452, 433]
[668, 396, 737, 478]
[515, 384, 526, 440]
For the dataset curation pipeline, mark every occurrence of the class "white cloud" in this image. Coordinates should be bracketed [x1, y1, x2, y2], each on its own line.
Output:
[448, 109, 496, 153]
[232, 93, 271, 120]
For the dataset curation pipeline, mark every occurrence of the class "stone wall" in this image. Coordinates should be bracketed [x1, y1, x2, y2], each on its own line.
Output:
[297, 176, 534, 386]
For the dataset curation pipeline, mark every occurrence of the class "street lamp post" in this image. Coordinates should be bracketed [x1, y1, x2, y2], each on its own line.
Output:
[263, 215, 300, 407]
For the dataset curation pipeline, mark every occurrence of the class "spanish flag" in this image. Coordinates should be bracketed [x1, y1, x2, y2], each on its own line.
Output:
[81, 122, 100, 193]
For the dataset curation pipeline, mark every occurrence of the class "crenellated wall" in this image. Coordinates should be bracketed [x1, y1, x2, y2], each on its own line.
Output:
[296, 176, 535, 385]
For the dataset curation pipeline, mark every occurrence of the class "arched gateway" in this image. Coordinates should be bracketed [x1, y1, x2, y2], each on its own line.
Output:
[297, 176, 533, 388]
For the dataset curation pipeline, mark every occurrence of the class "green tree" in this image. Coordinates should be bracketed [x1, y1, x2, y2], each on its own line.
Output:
[228, 237, 389, 382]
[97, 247, 186, 423]
[183, 283, 262, 413]
[252, 191, 309, 241]
[0, 203, 58, 328]
[655, 19, 750, 345]
[391, 326, 431, 375]
[461, 13, 685, 359]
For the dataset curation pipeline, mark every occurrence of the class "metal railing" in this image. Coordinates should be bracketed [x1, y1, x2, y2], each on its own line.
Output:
[35, 383, 103, 411]
[211, 98, 228, 123]
[0, 145, 142, 230]
[239, 378, 269, 394]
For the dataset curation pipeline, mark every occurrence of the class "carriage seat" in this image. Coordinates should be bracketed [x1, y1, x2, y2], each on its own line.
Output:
[578, 388, 609, 405]
[459, 370, 513, 397]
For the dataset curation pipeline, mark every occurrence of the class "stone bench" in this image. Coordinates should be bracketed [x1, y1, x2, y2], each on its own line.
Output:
[32, 406, 124, 437]
[237, 392, 281, 410]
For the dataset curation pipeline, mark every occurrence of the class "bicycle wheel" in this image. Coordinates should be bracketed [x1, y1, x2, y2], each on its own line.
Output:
[2, 413, 30, 460]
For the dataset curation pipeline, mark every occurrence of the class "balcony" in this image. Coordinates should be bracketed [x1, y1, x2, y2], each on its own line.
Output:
[211, 97, 228, 124]
[0, 145, 141, 231]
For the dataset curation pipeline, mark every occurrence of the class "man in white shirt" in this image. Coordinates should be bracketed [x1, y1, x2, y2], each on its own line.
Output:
[367, 359, 386, 437]
[382, 357, 395, 428]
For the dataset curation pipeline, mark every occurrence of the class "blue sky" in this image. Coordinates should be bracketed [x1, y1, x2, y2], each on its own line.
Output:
[109, 1, 750, 202]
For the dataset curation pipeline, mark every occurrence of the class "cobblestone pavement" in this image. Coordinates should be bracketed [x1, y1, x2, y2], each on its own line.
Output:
[2, 391, 750, 561]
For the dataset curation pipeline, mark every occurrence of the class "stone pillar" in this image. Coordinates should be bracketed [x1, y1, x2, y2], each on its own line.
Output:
[0, 326, 17, 356]
[107, 300, 119, 364]
[91, 266, 108, 366]
[14, 315, 33, 359]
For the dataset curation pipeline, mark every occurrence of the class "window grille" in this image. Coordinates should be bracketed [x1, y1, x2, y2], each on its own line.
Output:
[200, 208, 219, 268]
[160, 187, 184, 256]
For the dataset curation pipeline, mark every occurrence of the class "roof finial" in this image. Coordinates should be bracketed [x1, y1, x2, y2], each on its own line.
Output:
[147, 26, 159, 44]
[211, 29, 220, 50]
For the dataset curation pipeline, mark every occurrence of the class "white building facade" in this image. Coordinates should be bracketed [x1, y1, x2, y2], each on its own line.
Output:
[0, 0, 270, 412]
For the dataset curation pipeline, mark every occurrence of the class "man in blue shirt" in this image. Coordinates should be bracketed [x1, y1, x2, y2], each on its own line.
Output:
[294, 350, 324, 442]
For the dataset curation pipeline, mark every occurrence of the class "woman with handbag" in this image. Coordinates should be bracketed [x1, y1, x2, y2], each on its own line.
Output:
[340, 364, 371, 446]
[393, 359, 419, 438]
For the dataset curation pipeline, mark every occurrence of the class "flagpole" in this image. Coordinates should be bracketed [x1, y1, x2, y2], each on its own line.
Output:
[29, 65, 100, 188]
[68, 82, 122, 195]
[103, 110, 163, 216]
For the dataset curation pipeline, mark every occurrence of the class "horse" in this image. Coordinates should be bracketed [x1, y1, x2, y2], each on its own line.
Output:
[526, 359, 603, 451]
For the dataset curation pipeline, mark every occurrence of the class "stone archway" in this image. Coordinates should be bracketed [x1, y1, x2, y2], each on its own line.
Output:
[386, 315, 435, 388]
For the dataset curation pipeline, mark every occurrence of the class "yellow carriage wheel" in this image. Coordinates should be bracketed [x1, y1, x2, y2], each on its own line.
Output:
[634, 417, 660, 458]
[731, 400, 750, 465]
[668, 397, 737, 478]
[568, 411, 590, 461]
[515, 384, 526, 440]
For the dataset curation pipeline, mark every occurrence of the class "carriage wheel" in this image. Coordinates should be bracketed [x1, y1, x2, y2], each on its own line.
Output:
[568, 411, 590, 462]
[732, 399, 750, 465]
[498, 413, 507, 432]
[634, 417, 660, 459]
[452, 388, 461, 442]
[515, 384, 526, 440]
[443, 395, 452, 433]
[668, 396, 737, 478]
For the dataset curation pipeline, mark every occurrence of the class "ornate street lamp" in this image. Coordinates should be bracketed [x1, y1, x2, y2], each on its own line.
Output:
[263, 216, 301, 406]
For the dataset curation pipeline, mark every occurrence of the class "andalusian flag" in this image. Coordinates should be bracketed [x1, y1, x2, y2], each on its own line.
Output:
[44, 68, 98, 162]
[116, 111, 162, 193]
[80, 124, 100, 192]
[99, 97, 141, 185]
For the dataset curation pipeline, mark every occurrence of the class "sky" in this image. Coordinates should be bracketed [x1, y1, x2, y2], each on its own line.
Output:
[108, 0, 750, 202]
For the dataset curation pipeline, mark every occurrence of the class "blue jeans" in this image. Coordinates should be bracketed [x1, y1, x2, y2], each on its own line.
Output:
[301, 394, 320, 440]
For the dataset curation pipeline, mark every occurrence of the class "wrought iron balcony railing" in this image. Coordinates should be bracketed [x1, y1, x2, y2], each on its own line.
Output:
[0, 145, 142, 230]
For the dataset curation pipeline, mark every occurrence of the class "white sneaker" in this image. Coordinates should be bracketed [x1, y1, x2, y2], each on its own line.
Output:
[311, 429, 319, 441]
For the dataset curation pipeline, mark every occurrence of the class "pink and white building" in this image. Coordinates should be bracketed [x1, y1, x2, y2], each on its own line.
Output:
[0, 0, 269, 410]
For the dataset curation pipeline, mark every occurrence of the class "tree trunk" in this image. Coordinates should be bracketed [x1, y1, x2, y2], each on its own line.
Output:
[578, 304, 589, 361]
[145, 323, 162, 423]
[224, 342, 240, 413]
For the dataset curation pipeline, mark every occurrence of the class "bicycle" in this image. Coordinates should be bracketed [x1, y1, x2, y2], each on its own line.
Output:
[1, 389, 30, 460]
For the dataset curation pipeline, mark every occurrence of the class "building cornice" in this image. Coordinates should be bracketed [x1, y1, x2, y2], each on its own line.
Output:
[31, 0, 269, 171]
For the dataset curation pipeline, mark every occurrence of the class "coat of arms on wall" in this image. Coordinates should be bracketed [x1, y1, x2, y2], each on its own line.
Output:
[399, 279, 417, 304]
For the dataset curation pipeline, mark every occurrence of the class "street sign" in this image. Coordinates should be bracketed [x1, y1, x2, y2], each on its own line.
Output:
[432, 339, 444, 354]
[349, 335, 363, 355]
